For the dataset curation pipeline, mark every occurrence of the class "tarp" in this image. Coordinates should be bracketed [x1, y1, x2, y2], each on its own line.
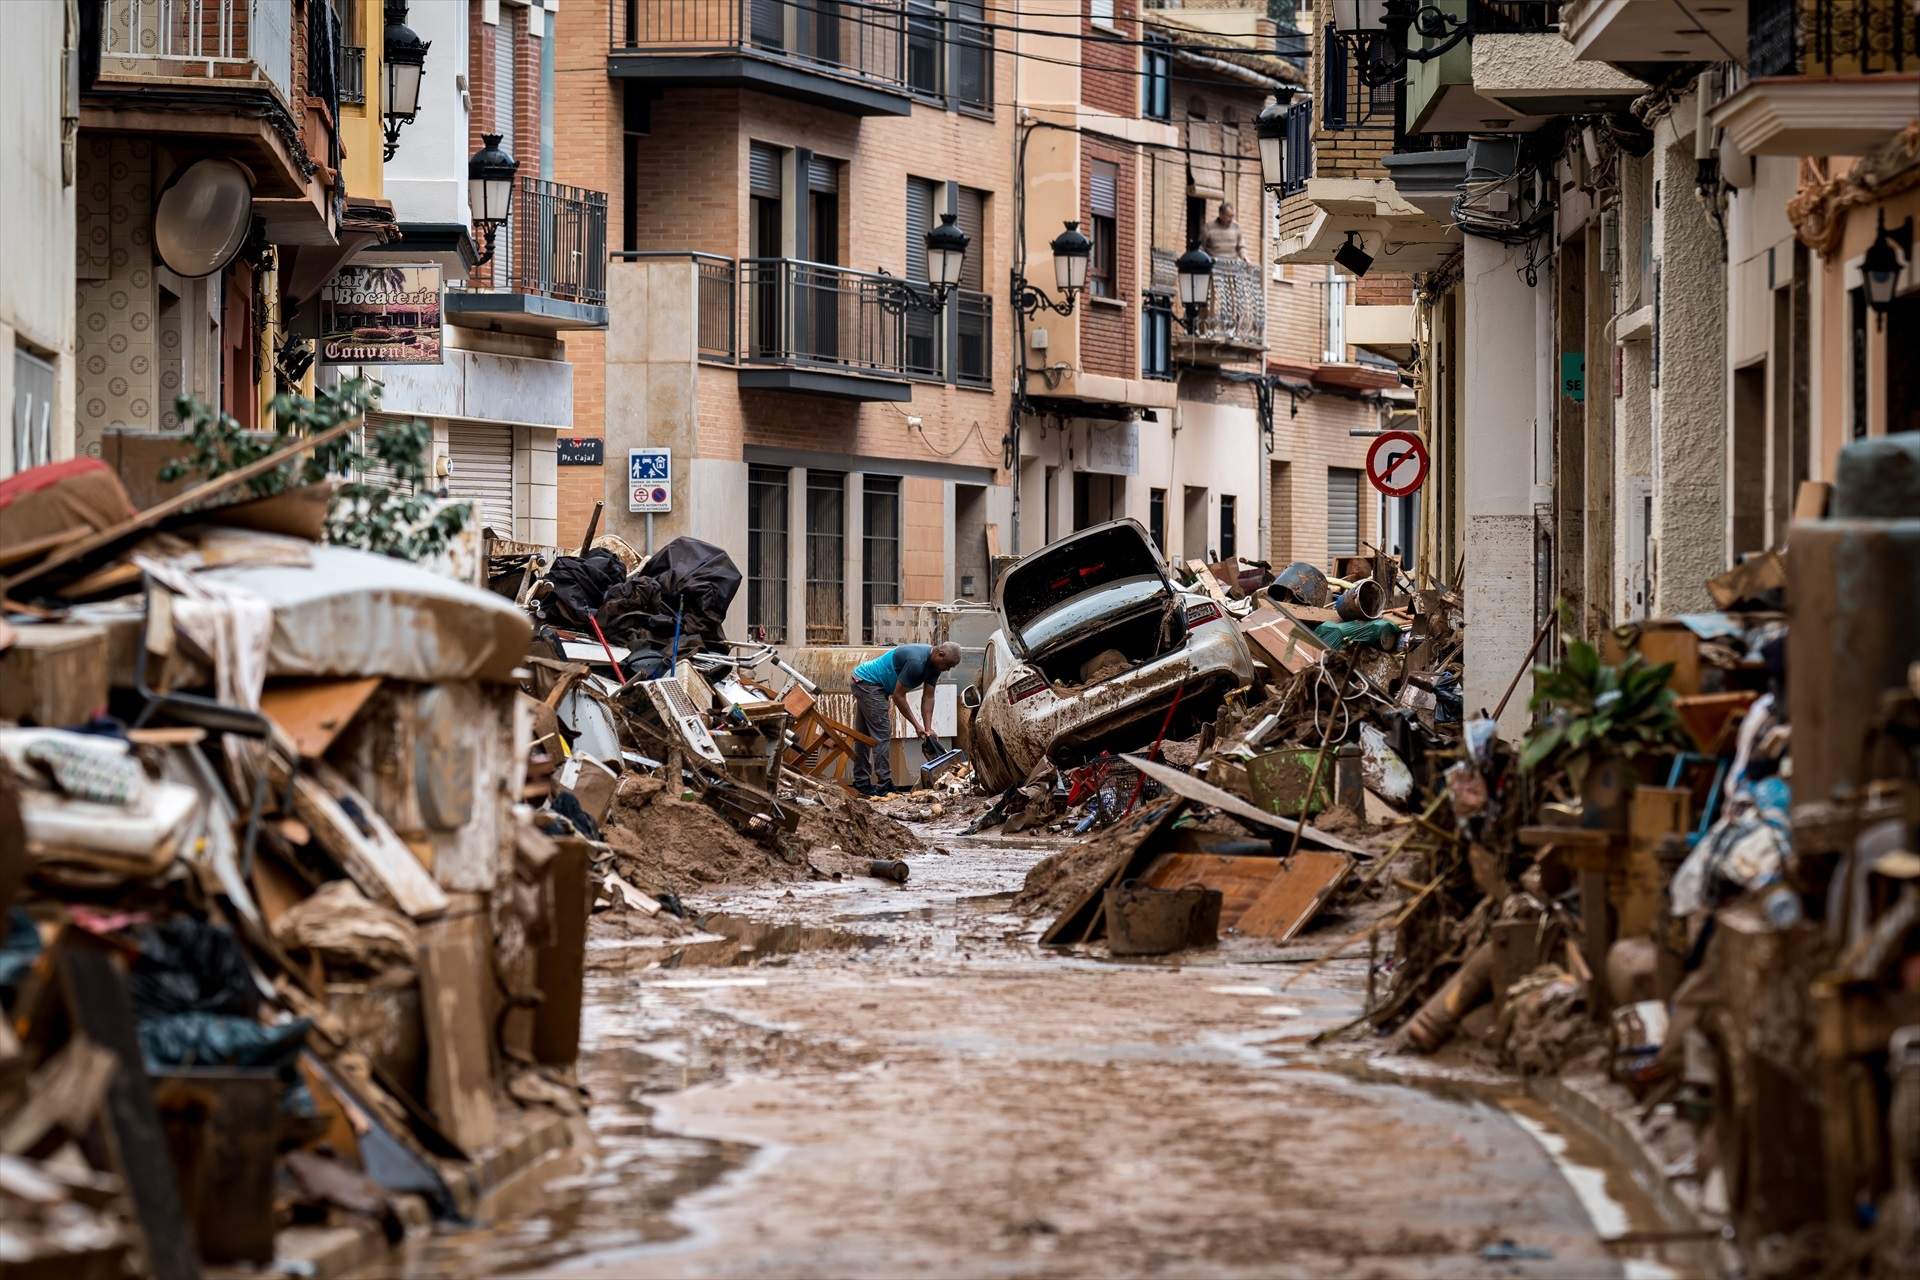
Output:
[600, 537, 741, 657]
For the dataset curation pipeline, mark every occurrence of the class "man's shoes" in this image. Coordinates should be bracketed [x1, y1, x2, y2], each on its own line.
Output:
[855, 782, 884, 797]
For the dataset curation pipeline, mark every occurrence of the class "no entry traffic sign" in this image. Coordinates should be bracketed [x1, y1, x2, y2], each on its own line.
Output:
[1365, 430, 1429, 498]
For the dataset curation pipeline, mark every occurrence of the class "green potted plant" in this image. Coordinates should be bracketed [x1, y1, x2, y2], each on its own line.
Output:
[1521, 638, 1691, 827]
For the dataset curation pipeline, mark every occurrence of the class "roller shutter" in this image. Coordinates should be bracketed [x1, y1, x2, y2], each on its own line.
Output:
[955, 186, 984, 290]
[807, 155, 840, 193]
[448, 423, 516, 536]
[356, 414, 419, 495]
[749, 143, 783, 199]
[1327, 467, 1360, 558]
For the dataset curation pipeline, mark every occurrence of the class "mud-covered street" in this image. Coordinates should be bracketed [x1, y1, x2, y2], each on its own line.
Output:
[378, 823, 1695, 1280]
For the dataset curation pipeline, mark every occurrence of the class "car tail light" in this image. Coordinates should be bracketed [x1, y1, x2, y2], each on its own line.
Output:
[1008, 672, 1050, 703]
[1185, 601, 1223, 628]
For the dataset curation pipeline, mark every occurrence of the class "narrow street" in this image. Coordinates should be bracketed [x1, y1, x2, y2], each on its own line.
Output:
[384, 824, 1688, 1280]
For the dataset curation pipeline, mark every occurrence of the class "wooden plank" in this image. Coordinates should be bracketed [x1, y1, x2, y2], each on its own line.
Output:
[983, 522, 1002, 560]
[1621, 786, 1689, 937]
[1121, 754, 1369, 856]
[260, 677, 382, 760]
[418, 911, 498, 1152]
[1040, 799, 1188, 947]
[1235, 850, 1354, 943]
[269, 755, 449, 921]
[1141, 853, 1282, 927]
[3, 415, 364, 592]
[0, 623, 109, 727]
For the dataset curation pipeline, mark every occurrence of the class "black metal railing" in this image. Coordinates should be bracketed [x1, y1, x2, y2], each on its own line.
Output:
[1748, 0, 1917, 77]
[740, 258, 919, 378]
[696, 255, 737, 360]
[613, 0, 908, 89]
[499, 179, 609, 305]
[339, 42, 365, 104]
[1151, 252, 1265, 351]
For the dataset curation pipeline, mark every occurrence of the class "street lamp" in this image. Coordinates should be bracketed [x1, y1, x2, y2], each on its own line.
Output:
[468, 134, 519, 266]
[1256, 87, 1300, 193]
[1014, 220, 1094, 318]
[1174, 244, 1213, 333]
[1862, 210, 1913, 328]
[879, 213, 973, 315]
[1329, 0, 1472, 89]
[382, 1, 430, 161]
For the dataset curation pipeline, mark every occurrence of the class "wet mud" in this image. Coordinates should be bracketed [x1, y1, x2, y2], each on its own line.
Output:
[378, 815, 1691, 1279]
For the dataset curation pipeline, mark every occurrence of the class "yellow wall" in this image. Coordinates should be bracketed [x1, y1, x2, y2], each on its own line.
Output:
[338, 0, 385, 202]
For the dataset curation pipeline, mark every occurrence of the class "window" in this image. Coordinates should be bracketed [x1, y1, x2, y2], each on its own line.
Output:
[907, 2, 943, 95]
[1327, 467, 1361, 558]
[862, 475, 902, 643]
[951, 0, 991, 111]
[1090, 0, 1115, 25]
[1219, 494, 1237, 560]
[1149, 487, 1167, 555]
[11, 345, 56, 475]
[806, 471, 848, 643]
[1089, 159, 1118, 299]
[1143, 35, 1171, 120]
[749, 142, 785, 358]
[1142, 292, 1173, 380]
[955, 185, 990, 387]
[747, 465, 790, 644]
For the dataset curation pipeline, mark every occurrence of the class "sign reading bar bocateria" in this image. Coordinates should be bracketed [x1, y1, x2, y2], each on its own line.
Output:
[320, 264, 444, 365]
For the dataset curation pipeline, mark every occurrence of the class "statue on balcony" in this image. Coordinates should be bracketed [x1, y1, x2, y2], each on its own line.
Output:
[1200, 202, 1245, 262]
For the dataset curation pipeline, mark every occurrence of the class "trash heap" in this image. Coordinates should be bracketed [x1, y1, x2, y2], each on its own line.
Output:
[486, 529, 929, 934]
[0, 453, 599, 1278]
[1001, 548, 1465, 955]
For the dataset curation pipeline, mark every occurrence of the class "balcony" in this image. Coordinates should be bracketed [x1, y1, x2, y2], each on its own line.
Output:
[609, 0, 913, 117]
[1711, 0, 1919, 157]
[1151, 252, 1265, 362]
[1404, 1, 1579, 134]
[446, 180, 611, 333]
[338, 43, 365, 106]
[1562, 0, 1747, 68]
[98, 0, 294, 100]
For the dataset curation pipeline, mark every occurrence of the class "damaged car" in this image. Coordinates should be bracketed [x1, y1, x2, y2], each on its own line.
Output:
[960, 519, 1255, 792]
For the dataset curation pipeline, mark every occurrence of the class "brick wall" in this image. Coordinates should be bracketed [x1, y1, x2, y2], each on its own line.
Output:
[1081, 140, 1135, 380]
[1354, 273, 1413, 306]
[902, 476, 945, 601]
[1082, 0, 1139, 118]
[1270, 390, 1378, 568]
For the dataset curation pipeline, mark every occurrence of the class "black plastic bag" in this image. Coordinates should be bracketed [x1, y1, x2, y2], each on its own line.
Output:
[542, 548, 628, 629]
[128, 917, 258, 1020]
[139, 1013, 311, 1071]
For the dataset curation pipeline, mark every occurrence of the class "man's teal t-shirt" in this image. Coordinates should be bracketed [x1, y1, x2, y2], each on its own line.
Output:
[853, 643, 938, 692]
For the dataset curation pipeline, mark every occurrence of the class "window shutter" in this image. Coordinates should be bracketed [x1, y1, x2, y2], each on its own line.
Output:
[1326, 467, 1361, 558]
[751, 0, 783, 48]
[905, 178, 935, 282]
[807, 155, 839, 193]
[749, 143, 783, 199]
[1089, 162, 1117, 218]
[448, 423, 516, 536]
[1187, 119, 1225, 198]
[955, 187, 985, 290]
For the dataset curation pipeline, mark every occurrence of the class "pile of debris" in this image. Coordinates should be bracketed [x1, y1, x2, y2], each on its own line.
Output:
[489, 521, 928, 936]
[0, 451, 591, 1277]
[992, 547, 1462, 957]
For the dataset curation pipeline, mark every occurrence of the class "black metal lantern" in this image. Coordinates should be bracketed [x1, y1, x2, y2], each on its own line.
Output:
[468, 134, 519, 266]
[1256, 88, 1298, 193]
[1015, 221, 1093, 319]
[1330, 0, 1472, 89]
[926, 212, 970, 292]
[1862, 210, 1913, 326]
[382, 1, 430, 161]
[1175, 244, 1213, 331]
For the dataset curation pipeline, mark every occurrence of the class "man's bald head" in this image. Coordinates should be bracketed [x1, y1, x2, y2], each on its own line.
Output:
[932, 642, 962, 671]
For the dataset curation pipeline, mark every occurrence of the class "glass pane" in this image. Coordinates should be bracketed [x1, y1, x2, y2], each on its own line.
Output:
[862, 476, 902, 644]
[806, 471, 847, 644]
[747, 466, 789, 643]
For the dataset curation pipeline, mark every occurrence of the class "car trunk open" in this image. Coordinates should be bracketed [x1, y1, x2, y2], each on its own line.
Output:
[997, 522, 1186, 686]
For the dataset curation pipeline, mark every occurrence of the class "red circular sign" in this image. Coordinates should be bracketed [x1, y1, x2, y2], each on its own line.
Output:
[1365, 430, 1429, 498]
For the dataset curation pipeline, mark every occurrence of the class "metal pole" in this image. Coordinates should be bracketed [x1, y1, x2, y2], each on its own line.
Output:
[646, 512, 655, 556]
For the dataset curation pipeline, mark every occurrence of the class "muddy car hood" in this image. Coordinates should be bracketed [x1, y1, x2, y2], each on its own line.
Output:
[995, 520, 1174, 656]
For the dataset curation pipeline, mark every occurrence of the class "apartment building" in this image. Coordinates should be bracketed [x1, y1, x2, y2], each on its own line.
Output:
[550, 0, 1014, 644]
[345, 0, 608, 546]
[74, 0, 377, 479]
[1, 2, 77, 477]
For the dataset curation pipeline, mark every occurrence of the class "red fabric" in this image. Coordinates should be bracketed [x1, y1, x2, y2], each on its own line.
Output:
[0, 458, 113, 507]
[0, 458, 138, 552]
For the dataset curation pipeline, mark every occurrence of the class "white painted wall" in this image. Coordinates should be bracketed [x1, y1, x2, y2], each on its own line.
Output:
[1, 2, 76, 474]
[1462, 236, 1541, 740]
[383, 0, 473, 232]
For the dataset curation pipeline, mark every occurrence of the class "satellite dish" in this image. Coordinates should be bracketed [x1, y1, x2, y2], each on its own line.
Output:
[154, 158, 255, 278]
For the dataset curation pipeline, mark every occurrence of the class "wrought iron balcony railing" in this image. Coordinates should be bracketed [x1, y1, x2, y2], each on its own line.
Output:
[1748, 0, 1917, 78]
[338, 42, 365, 105]
[98, 0, 295, 101]
[491, 179, 610, 306]
[612, 0, 908, 90]
[1151, 252, 1266, 352]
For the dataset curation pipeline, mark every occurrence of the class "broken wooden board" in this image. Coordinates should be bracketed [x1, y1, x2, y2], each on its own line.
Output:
[260, 677, 382, 760]
[1234, 850, 1353, 943]
[1121, 755, 1368, 856]
[418, 911, 497, 1152]
[1141, 853, 1281, 927]
[269, 755, 449, 921]
[1040, 799, 1189, 948]
[1241, 614, 1327, 675]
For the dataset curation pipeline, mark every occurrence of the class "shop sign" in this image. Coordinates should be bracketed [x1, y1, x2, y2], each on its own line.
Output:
[320, 264, 444, 365]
